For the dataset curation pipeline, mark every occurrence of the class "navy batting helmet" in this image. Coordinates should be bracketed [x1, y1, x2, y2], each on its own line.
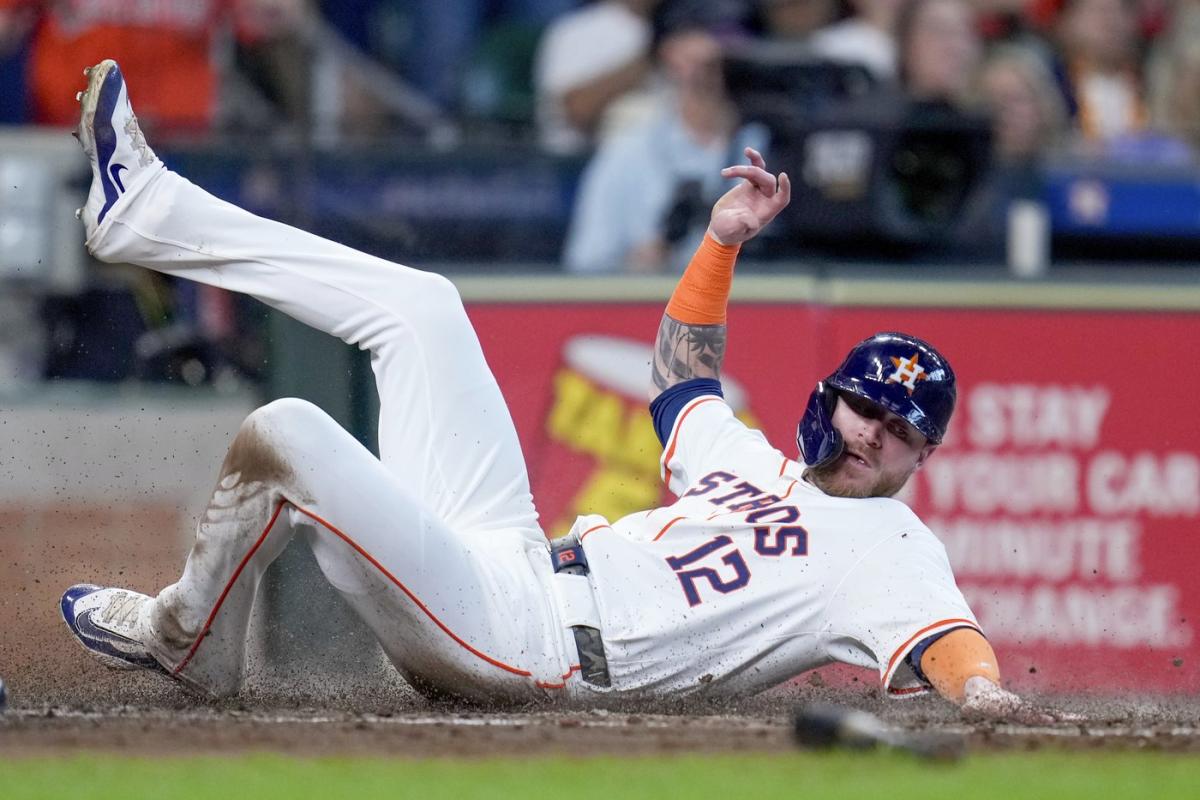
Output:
[797, 332, 956, 468]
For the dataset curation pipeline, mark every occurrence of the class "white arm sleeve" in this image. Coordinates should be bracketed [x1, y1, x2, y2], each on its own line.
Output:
[659, 396, 785, 496]
[823, 526, 980, 696]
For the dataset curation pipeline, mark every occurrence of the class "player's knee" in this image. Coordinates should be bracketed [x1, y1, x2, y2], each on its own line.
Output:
[230, 398, 336, 472]
[244, 398, 329, 434]
[426, 274, 473, 334]
[393, 272, 465, 321]
[413, 270, 460, 302]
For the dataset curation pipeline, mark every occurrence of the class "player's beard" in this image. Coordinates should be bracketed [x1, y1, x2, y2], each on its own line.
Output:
[804, 453, 913, 499]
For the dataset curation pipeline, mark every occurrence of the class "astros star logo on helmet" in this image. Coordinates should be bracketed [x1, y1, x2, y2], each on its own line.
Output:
[887, 354, 928, 394]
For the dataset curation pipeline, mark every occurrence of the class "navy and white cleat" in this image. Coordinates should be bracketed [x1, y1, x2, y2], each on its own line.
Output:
[60, 584, 168, 674]
[73, 59, 157, 233]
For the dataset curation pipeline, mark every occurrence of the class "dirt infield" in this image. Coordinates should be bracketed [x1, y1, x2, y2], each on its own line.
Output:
[4, 542, 1197, 760]
[5, 702, 1200, 758]
[4, 672, 1200, 758]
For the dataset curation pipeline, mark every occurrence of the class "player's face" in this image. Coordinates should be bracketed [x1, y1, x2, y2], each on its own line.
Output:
[808, 392, 934, 498]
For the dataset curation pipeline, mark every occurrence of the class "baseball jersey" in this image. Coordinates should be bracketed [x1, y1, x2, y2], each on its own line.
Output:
[576, 390, 979, 698]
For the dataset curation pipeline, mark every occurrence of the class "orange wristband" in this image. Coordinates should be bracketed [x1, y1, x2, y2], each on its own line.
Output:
[665, 234, 741, 325]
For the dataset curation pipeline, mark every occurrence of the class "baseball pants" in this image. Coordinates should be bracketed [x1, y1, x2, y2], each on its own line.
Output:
[85, 165, 580, 702]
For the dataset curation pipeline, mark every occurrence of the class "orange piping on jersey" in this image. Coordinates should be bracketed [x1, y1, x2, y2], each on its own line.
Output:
[579, 523, 611, 541]
[293, 503, 574, 682]
[536, 664, 582, 689]
[174, 500, 287, 676]
[884, 617, 980, 689]
[778, 458, 788, 477]
[662, 397, 723, 488]
[176, 499, 578, 689]
[652, 516, 687, 542]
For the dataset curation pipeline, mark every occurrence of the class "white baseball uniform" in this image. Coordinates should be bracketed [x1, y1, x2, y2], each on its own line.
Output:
[86, 163, 979, 704]
[574, 395, 979, 698]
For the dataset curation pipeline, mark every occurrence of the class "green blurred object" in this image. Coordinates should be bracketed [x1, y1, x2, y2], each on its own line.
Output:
[458, 22, 544, 123]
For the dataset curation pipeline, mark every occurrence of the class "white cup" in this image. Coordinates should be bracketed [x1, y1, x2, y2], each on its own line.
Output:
[1007, 199, 1050, 278]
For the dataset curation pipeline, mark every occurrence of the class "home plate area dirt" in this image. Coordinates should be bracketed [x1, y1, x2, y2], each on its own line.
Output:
[2, 665, 1199, 758]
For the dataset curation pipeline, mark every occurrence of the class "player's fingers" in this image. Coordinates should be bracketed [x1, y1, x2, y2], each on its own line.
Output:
[775, 172, 792, 206]
[744, 147, 766, 170]
[720, 165, 777, 196]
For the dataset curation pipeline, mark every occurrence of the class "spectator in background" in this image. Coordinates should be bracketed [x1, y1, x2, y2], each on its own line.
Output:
[974, 0, 1063, 41]
[0, 6, 28, 122]
[753, 0, 839, 43]
[1055, 0, 1148, 146]
[0, 0, 308, 132]
[656, 0, 755, 36]
[1145, 2, 1200, 156]
[975, 45, 1068, 165]
[865, 0, 992, 259]
[955, 44, 1069, 257]
[564, 28, 740, 272]
[0, 1, 307, 387]
[810, 0, 904, 80]
[534, 0, 661, 154]
[896, 0, 982, 106]
[370, 0, 580, 113]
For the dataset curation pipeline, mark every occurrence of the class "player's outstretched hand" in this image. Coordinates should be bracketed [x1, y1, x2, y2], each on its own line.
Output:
[959, 676, 1085, 726]
[708, 147, 791, 246]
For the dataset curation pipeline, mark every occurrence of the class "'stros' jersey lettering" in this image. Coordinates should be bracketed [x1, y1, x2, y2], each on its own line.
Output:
[664, 469, 809, 607]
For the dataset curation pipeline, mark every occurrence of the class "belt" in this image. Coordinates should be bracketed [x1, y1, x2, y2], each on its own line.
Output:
[549, 534, 611, 687]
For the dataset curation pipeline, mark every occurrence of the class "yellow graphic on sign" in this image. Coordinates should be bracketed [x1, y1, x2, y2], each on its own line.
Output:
[545, 336, 760, 535]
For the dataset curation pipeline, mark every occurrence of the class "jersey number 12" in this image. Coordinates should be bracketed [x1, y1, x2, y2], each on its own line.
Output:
[665, 527, 808, 607]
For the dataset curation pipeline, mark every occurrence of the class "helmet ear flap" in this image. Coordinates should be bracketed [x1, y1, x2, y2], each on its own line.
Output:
[797, 382, 844, 468]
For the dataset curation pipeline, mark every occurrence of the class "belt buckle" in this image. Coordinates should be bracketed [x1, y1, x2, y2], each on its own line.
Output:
[552, 542, 588, 575]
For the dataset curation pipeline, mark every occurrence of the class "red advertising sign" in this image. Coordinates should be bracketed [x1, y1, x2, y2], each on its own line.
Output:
[470, 302, 1200, 693]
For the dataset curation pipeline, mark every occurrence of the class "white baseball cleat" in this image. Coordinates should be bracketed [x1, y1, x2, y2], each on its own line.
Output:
[60, 584, 169, 674]
[73, 59, 158, 234]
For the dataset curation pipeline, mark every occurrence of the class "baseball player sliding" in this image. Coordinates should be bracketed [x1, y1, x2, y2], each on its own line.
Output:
[61, 60, 1061, 722]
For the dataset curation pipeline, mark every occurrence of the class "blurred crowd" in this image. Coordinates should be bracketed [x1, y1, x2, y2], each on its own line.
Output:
[2, 1, 1199, 264]
[1, 0, 1198, 384]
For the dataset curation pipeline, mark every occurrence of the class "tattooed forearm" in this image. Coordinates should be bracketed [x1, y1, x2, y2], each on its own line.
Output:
[650, 314, 728, 395]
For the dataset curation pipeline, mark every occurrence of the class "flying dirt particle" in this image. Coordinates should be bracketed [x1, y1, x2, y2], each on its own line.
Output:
[1173, 658, 1184, 668]
[1029, 666, 1037, 674]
